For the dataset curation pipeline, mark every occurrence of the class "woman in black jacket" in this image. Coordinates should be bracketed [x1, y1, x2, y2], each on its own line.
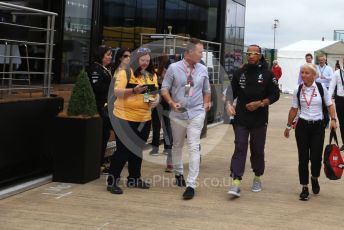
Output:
[89, 45, 113, 173]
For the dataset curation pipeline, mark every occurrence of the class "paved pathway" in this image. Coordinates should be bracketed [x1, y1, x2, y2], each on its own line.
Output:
[1, 95, 343, 230]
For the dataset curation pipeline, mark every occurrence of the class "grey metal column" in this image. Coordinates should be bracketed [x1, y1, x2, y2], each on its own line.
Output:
[47, 15, 55, 97]
[1, 42, 8, 98]
[43, 15, 51, 96]
[24, 43, 31, 97]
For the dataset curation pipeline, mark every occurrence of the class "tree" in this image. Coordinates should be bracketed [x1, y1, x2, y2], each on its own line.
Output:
[67, 70, 97, 117]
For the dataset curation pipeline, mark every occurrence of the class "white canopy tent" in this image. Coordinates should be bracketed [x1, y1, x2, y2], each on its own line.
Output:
[277, 40, 344, 93]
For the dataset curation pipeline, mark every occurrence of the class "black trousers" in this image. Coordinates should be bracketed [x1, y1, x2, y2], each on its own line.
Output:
[151, 105, 173, 150]
[97, 106, 113, 165]
[295, 118, 325, 185]
[335, 96, 344, 145]
[108, 117, 151, 185]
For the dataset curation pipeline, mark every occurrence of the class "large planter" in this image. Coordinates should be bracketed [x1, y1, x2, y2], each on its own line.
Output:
[52, 116, 102, 184]
[0, 97, 64, 188]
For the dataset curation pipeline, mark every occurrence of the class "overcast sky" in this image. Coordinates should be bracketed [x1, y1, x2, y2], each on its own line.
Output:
[245, 0, 343, 49]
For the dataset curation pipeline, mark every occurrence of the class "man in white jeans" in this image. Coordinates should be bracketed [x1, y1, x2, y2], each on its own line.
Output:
[161, 38, 211, 200]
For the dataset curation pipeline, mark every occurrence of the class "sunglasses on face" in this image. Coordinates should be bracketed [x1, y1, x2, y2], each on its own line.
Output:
[122, 54, 131, 58]
[137, 47, 151, 54]
[246, 52, 261, 56]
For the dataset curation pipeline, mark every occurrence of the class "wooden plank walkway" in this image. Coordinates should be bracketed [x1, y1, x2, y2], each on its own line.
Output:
[1, 95, 344, 230]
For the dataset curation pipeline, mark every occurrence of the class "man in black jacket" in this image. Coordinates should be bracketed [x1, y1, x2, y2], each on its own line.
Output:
[226, 44, 280, 197]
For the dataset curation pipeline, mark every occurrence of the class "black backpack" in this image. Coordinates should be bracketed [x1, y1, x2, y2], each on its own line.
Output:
[335, 70, 344, 97]
[297, 82, 329, 127]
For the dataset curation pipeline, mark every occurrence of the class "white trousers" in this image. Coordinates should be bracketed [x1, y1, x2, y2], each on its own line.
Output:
[170, 112, 205, 188]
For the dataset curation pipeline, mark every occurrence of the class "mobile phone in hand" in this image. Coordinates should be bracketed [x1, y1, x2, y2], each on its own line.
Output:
[177, 107, 187, 113]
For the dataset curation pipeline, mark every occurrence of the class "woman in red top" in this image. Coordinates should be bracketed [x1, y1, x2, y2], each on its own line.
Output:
[271, 60, 282, 81]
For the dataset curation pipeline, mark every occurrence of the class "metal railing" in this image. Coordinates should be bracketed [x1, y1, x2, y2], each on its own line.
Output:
[140, 33, 222, 84]
[0, 2, 57, 98]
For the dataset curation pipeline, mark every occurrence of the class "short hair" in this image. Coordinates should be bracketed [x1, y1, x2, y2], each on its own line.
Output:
[273, 60, 278, 65]
[248, 44, 262, 54]
[305, 53, 313, 59]
[301, 63, 318, 76]
[318, 55, 326, 60]
[185, 38, 203, 52]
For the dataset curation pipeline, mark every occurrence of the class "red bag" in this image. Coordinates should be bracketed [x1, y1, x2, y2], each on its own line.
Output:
[323, 129, 344, 180]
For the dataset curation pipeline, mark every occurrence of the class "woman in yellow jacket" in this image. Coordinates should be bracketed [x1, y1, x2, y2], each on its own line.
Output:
[107, 48, 159, 194]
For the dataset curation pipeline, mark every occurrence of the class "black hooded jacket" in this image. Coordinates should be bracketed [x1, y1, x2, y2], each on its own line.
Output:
[231, 63, 280, 128]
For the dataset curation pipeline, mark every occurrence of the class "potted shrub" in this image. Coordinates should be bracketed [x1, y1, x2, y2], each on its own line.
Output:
[52, 70, 102, 184]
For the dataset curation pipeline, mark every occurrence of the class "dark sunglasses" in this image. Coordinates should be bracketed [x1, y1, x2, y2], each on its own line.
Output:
[122, 54, 131, 58]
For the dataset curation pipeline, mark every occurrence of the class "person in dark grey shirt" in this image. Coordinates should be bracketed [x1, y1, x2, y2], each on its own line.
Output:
[226, 44, 280, 198]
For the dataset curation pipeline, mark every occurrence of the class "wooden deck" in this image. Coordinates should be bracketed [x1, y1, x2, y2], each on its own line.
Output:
[1, 96, 344, 230]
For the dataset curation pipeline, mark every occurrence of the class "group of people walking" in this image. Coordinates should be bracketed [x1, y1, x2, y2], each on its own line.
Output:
[88, 40, 343, 201]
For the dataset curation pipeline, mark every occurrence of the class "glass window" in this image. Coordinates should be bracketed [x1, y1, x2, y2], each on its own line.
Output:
[165, 0, 187, 35]
[236, 4, 245, 28]
[224, 0, 245, 76]
[164, 0, 218, 41]
[61, 0, 93, 82]
[137, 0, 158, 28]
[102, 0, 157, 49]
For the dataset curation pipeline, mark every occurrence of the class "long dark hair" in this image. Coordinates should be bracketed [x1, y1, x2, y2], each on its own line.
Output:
[131, 50, 155, 78]
[113, 48, 131, 71]
[94, 45, 111, 65]
[156, 54, 169, 77]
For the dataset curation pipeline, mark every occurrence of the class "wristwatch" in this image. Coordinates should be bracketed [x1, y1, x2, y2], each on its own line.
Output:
[286, 123, 292, 130]
[331, 118, 337, 122]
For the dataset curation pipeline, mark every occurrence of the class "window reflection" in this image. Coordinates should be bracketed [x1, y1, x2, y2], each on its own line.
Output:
[101, 0, 220, 49]
[102, 0, 157, 49]
[61, 0, 92, 82]
[224, 0, 245, 79]
[164, 0, 218, 41]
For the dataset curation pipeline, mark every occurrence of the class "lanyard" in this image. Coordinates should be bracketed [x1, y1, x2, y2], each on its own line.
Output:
[183, 60, 195, 84]
[301, 85, 316, 108]
[95, 62, 112, 78]
[140, 70, 149, 84]
[319, 65, 326, 77]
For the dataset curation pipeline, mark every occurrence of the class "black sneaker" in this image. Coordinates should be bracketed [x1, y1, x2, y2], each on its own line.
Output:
[127, 179, 150, 189]
[107, 185, 123, 194]
[175, 174, 186, 187]
[311, 177, 320, 194]
[299, 187, 309, 201]
[183, 187, 194, 200]
[149, 146, 159, 156]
